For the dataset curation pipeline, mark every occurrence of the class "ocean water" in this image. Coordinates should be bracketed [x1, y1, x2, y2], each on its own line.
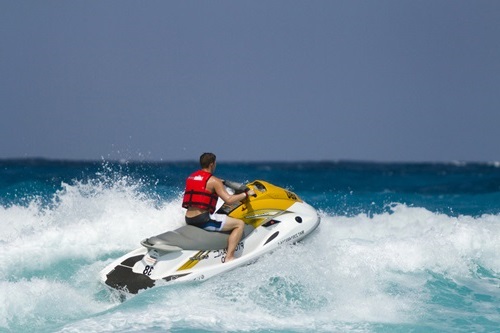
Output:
[1, 159, 500, 333]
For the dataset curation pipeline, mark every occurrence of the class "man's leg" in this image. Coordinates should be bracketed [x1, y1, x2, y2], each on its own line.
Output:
[220, 216, 245, 261]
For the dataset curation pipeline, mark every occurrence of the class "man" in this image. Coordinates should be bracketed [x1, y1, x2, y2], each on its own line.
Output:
[182, 153, 255, 262]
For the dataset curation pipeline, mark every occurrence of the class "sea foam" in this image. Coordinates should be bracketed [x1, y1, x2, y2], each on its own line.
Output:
[1, 175, 500, 332]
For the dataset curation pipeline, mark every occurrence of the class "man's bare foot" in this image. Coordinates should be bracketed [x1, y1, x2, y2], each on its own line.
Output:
[225, 255, 235, 263]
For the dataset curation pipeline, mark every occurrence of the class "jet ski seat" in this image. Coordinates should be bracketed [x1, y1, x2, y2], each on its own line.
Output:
[141, 224, 254, 252]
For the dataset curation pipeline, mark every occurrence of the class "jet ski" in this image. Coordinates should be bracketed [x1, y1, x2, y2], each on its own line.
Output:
[99, 180, 320, 294]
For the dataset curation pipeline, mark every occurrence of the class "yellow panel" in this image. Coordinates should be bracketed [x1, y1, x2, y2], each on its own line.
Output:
[227, 180, 302, 228]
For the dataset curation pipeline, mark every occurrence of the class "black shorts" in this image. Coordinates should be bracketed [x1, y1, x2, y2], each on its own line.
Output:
[185, 212, 227, 231]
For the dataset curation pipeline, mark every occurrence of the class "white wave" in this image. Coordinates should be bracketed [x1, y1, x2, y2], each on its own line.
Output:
[0, 177, 185, 280]
[0, 176, 187, 331]
[3, 185, 500, 332]
[0, 278, 109, 331]
[59, 205, 500, 332]
[488, 161, 500, 168]
[328, 204, 500, 275]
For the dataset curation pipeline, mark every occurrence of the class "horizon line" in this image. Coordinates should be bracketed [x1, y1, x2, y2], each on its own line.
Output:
[0, 156, 498, 166]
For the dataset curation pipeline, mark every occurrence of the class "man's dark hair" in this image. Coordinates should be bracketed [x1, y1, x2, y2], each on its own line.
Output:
[200, 153, 216, 168]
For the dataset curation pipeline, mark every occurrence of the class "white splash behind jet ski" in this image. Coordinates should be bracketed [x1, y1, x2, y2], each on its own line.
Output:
[99, 180, 320, 294]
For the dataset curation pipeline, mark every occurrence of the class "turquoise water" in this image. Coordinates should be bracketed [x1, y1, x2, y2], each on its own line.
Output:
[1, 159, 500, 332]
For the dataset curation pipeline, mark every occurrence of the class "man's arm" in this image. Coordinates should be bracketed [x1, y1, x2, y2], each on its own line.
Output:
[211, 177, 252, 204]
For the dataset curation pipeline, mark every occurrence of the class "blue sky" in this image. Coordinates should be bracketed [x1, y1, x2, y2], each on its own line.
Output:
[1, 1, 499, 162]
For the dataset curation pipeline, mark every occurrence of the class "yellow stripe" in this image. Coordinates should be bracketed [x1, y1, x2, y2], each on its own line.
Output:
[177, 250, 209, 271]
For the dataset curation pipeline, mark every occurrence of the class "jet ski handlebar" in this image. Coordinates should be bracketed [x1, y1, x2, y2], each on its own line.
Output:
[222, 179, 249, 194]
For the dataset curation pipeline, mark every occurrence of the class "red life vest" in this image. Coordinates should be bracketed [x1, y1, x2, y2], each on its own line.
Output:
[182, 170, 218, 214]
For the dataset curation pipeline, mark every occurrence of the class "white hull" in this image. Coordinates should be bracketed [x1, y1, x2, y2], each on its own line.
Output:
[100, 201, 320, 294]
